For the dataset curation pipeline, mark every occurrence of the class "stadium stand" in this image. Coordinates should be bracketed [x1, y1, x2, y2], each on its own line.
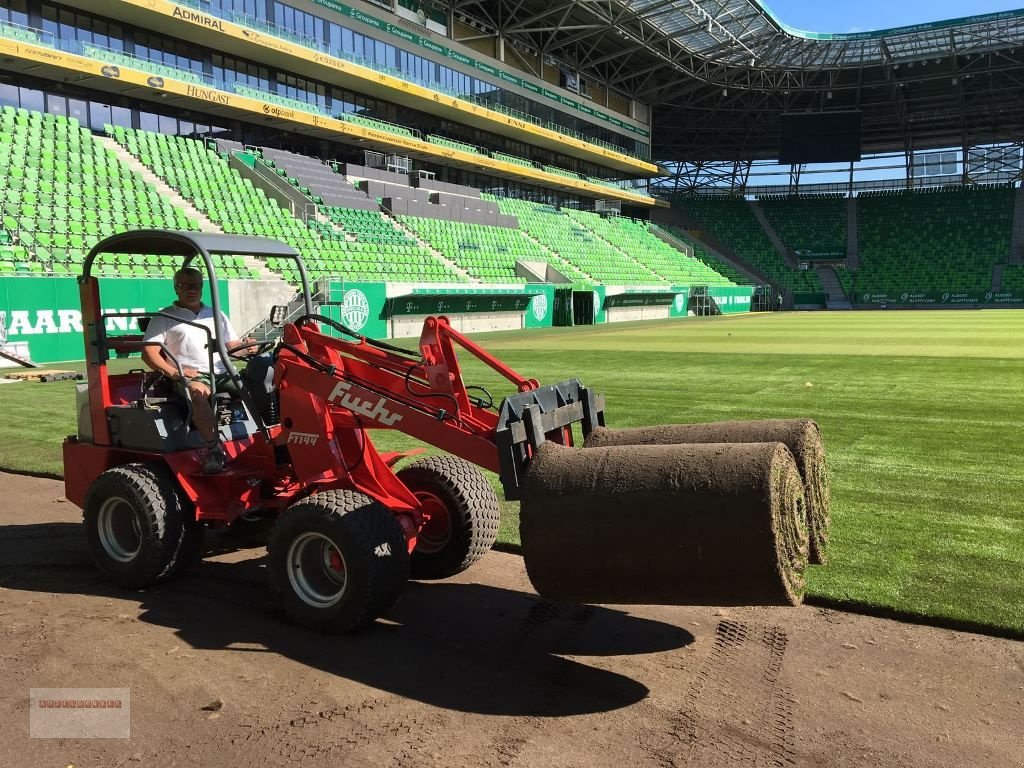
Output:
[0, 107, 198, 277]
[1001, 265, 1024, 293]
[255, 147, 378, 211]
[655, 225, 754, 286]
[426, 136, 487, 156]
[854, 186, 1016, 293]
[674, 196, 823, 293]
[490, 197, 662, 284]
[564, 210, 736, 286]
[107, 126, 460, 284]
[758, 195, 847, 260]
[396, 215, 540, 283]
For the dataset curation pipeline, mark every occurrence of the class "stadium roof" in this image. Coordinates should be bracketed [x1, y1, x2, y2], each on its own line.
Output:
[448, 0, 1024, 161]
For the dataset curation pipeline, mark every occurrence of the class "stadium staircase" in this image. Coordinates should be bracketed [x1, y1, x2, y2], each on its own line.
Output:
[846, 197, 860, 269]
[673, 197, 822, 293]
[748, 200, 797, 268]
[97, 136, 220, 234]
[653, 224, 763, 286]
[396, 215, 540, 283]
[0, 107, 201, 278]
[813, 265, 852, 309]
[491, 197, 656, 285]
[991, 263, 1004, 291]
[563, 210, 735, 286]
[380, 211, 474, 282]
[1010, 186, 1024, 265]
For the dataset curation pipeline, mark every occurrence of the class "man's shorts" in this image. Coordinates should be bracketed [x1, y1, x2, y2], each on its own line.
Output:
[174, 372, 240, 400]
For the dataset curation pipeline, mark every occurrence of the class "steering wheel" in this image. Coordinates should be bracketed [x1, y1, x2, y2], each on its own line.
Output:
[228, 340, 276, 360]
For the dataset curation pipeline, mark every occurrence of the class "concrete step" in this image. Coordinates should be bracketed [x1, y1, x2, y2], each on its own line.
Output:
[846, 197, 859, 269]
[1009, 187, 1024, 265]
[518, 229, 594, 283]
[96, 135, 220, 233]
[748, 200, 797, 268]
[383, 212, 475, 282]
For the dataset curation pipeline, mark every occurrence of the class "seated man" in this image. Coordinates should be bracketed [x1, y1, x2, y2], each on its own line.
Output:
[141, 266, 253, 472]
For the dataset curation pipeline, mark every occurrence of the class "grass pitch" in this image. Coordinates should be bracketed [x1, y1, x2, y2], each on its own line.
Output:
[1, 310, 1022, 634]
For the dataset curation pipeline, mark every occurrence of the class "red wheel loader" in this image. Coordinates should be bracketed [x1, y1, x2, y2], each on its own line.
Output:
[65, 231, 820, 634]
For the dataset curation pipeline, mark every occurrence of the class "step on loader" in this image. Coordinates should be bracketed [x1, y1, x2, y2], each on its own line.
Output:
[64, 230, 827, 634]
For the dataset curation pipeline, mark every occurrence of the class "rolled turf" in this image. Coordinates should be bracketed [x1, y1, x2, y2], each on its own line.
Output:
[519, 441, 808, 606]
[584, 419, 831, 565]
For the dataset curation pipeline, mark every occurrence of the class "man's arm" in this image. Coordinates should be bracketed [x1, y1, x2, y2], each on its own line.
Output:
[220, 313, 256, 354]
[140, 345, 191, 381]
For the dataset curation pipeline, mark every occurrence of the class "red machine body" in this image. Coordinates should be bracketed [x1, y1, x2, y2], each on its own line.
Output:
[62, 232, 600, 555]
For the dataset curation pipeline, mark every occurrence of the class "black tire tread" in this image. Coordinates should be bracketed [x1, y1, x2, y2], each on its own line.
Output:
[83, 463, 191, 589]
[268, 489, 409, 633]
[398, 455, 500, 579]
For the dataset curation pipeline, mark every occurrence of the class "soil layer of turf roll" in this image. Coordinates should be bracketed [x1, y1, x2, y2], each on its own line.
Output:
[519, 441, 808, 606]
[585, 420, 831, 565]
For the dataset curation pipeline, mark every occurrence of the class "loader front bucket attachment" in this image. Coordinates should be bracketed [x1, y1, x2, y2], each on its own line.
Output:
[519, 442, 808, 607]
[584, 419, 831, 564]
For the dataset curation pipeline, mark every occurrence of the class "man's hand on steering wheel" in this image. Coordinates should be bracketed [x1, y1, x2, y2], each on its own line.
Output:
[227, 337, 274, 360]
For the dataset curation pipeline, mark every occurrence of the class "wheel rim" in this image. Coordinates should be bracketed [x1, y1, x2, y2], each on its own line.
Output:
[414, 490, 452, 555]
[287, 532, 348, 608]
[97, 496, 142, 563]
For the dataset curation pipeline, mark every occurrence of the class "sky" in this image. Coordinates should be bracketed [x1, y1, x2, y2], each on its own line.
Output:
[759, 0, 1023, 34]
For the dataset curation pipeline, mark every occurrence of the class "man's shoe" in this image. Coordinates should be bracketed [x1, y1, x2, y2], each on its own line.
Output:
[202, 446, 227, 474]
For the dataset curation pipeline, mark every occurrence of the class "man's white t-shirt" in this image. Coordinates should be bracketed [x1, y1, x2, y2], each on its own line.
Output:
[143, 304, 238, 375]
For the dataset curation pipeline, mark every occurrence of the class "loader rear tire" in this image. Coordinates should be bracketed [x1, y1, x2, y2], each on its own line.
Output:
[83, 463, 193, 589]
[268, 490, 409, 634]
[397, 456, 500, 579]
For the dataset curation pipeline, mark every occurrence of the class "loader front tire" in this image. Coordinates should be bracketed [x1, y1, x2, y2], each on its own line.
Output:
[83, 463, 194, 589]
[268, 490, 409, 634]
[397, 456, 500, 580]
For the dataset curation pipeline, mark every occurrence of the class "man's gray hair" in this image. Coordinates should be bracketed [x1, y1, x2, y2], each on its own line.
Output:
[174, 266, 204, 284]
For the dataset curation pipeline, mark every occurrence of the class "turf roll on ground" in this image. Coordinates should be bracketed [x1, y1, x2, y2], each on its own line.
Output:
[519, 441, 808, 606]
[585, 419, 830, 565]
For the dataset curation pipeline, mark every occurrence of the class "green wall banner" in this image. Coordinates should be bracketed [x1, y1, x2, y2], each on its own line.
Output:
[707, 286, 755, 314]
[524, 284, 555, 329]
[390, 292, 537, 316]
[0, 277, 228, 365]
[592, 285, 607, 324]
[858, 291, 1024, 306]
[323, 281, 388, 338]
[605, 292, 676, 308]
[669, 287, 690, 318]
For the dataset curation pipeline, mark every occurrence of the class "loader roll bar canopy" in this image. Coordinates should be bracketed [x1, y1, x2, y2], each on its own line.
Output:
[80, 230, 312, 444]
[82, 229, 312, 376]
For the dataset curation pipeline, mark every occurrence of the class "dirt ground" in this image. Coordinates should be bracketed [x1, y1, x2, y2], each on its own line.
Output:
[1, 472, 1021, 768]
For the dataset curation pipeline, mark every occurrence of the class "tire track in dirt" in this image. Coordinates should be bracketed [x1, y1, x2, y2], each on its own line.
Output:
[642, 620, 796, 768]
[225, 696, 457, 768]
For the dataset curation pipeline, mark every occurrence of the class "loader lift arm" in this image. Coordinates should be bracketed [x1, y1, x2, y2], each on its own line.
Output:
[274, 313, 604, 503]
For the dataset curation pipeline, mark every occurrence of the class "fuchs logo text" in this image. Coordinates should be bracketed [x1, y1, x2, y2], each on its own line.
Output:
[327, 381, 402, 426]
